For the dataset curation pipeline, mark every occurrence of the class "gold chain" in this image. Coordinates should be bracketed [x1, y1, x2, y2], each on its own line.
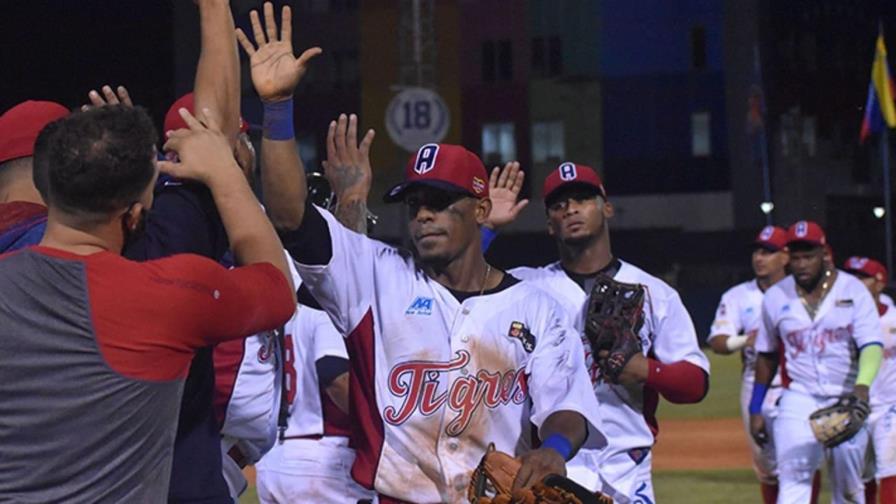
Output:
[797, 269, 834, 320]
[478, 264, 492, 297]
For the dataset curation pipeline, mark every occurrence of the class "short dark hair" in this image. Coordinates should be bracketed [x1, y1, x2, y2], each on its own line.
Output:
[33, 105, 157, 216]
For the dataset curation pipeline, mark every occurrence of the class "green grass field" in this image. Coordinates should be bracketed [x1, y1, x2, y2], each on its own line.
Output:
[240, 351, 835, 502]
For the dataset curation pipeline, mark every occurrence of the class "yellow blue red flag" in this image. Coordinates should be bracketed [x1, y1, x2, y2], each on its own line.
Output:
[861, 31, 896, 143]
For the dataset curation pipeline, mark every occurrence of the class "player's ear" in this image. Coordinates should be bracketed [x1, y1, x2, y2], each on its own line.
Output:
[602, 199, 615, 219]
[546, 217, 556, 237]
[476, 198, 492, 225]
[121, 202, 145, 232]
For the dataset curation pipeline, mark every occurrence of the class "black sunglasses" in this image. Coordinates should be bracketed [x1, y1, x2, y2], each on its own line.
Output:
[404, 188, 469, 214]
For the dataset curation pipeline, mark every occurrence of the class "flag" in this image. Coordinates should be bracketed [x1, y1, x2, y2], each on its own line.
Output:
[747, 45, 766, 135]
[860, 31, 896, 143]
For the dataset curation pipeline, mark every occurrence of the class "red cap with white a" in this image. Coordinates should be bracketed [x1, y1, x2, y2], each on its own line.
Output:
[0, 101, 70, 163]
[383, 143, 489, 202]
[754, 225, 788, 251]
[542, 162, 607, 204]
[843, 256, 888, 282]
[786, 220, 826, 247]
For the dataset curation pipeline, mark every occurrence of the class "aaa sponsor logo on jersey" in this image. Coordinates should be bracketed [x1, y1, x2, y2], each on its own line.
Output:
[383, 350, 528, 436]
[783, 324, 853, 357]
[406, 296, 434, 315]
[507, 321, 536, 353]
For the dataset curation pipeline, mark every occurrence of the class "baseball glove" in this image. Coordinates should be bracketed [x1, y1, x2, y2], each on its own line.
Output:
[468, 445, 613, 504]
[584, 275, 646, 383]
[808, 394, 871, 448]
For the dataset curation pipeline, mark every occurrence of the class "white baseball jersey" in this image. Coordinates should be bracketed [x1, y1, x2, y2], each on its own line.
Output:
[708, 280, 781, 387]
[871, 303, 896, 408]
[755, 271, 882, 397]
[214, 324, 280, 499]
[881, 292, 894, 309]
[294, 208, 605, 503]
[510, 261, 709, 489]
[277, 294, 351, 439]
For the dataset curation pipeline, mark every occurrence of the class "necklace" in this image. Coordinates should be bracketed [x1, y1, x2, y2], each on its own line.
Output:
[478, 264, 492, 297]
[797, 269, 834, 320]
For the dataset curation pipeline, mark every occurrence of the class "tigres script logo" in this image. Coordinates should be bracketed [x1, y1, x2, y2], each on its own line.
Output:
[784, 324, 853, 358]
[383, 350, 529, 436]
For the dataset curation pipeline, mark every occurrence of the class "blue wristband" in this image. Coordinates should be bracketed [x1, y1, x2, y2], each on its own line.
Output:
[748, 383, 768, 415]
[262, 98, 295, 140]
[542, 434, 573, 461]
[481, 227, 498, 253]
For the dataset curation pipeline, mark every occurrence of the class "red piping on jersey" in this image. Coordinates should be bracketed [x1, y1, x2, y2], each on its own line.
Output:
[642, 386, 661, 439]
[645, 358, 708, 404]
[213, 339, 248, 427]
[346, 309, 385, 491]
[778, 350, 792, 389]
[320, 384, 351, 438]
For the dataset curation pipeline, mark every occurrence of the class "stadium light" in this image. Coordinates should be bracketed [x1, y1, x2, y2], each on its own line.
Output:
[874, 206, 886, 219]
[760, 201, 775, 214]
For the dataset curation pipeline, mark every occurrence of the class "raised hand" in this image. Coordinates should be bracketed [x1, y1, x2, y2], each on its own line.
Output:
[484, 161, 529, 230]
[81, 85, 134, 111]
[159, 108, 242, 185]
[236, 2, 322, 103]
[323, 113, 375, 198]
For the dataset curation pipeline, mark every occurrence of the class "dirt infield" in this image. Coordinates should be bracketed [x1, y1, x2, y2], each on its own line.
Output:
[652, 417, 753, 471]
[242, 418, 752, 482]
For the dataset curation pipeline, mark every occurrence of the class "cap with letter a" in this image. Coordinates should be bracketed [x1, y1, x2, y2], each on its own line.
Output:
[383, 143, 490, 203]
[754, 225, 788, 251]
[786, 220, 826, 248]
[542, 162, 607, 206]
[843, 256, 888, 282]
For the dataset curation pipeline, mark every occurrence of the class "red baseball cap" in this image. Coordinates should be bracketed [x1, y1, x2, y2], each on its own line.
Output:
[543, 162, 607, 204]
[843, 256, 887, 281]
[754, 225, 788, 251]
[786, 220, 826, 247]
[383, 143, 489, 203]
[164, 93, 249, 134]
[0, 100, 70, 163]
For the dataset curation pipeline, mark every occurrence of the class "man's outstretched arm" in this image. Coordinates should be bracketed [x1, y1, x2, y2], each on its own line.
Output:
[195, 0, 240, 140]
[237, 2, 321, 230]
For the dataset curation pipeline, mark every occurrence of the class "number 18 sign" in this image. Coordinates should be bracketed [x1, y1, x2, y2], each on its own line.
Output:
[385, 87, 450, 152]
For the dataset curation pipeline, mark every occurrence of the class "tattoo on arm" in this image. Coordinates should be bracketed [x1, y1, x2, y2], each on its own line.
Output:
[334, 198, 367, 234]
[328, 165, 364, 195]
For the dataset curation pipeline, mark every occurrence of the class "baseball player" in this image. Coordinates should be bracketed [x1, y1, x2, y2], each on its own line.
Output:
[238, 7, 605, 501]
[842, 256, 896, 504]
[486, 162, 711, 503]
[750, 221, 884, 503]
[0, 100, 69, 252]
[252, 110, 377, 503]
[264, 143, 604, 503]
[707, 226, 790, 503]
[252, 262, 375, 503]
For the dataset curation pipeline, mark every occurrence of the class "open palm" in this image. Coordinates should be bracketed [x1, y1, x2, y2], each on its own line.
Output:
[485, 162, 529, 230]
[236, 2, 322, 103]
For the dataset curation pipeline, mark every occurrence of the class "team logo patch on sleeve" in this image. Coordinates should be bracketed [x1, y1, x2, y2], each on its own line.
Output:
[507, 321, 536, 353]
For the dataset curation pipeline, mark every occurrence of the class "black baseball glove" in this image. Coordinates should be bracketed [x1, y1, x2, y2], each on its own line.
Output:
[809, 394, 870, 448]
